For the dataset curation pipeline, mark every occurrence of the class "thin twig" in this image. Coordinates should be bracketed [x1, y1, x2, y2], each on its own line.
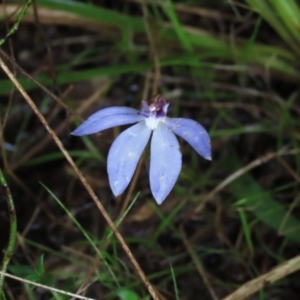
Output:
[0, 166, 17, 291]
[0, 271, 95, 300]
[0, 57, 159, 300]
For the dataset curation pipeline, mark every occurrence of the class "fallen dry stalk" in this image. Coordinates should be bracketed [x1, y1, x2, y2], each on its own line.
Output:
[0, 57, 160, 300]
[0, 271, 95, 300]
[222, 254, 300, 300]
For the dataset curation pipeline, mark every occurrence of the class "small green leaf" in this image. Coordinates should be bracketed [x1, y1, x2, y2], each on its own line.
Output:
[9, 265, 35, 277]
[117, 289, 139, 300]
[36, 255, 45, 276]
[226, 150, 300, 244]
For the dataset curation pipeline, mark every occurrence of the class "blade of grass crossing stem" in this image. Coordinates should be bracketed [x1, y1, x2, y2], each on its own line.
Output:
[0, 167, 17, 291]
[226, 150, 300, 244]
[39, 182, 120, 288]
[69, 116, 104, 163]
[150, 0, 164, 21]
[0, 0, 32, 46]
[153, 200, 185, 240]
[238, 209, 254, 255]
[255, 228, 285, 262]
[106, 193, 140, 240]
[161, 0, 193, 52]
[240, 17, 261, 63]
[80, 135, 104, 162]
[25, 150, 102, 166]
[170, 264, 179, 300]
[25, 238, 92, 267]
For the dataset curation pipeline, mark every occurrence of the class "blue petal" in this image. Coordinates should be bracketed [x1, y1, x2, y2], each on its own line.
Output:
[71, 107, 143, 136]
[164, 118, 211, 160]
[107, 121, 151, 196]
[150, 123, 182, 204]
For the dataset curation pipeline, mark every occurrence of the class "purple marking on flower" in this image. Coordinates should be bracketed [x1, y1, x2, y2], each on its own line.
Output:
[71, 96, 211, 204]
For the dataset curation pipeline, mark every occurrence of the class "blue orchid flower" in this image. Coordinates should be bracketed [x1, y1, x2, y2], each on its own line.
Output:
[72, 96, 211, 204]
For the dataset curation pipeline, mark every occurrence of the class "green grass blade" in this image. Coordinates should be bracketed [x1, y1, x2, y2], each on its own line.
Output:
[161, 0, 193, 52]
[0, 0, 32, 46]
[226, 150, 300, 244]
[153, 201, 185, 240]
[245, 0, 300, 53]
[272, 0, 300, 45]
[25, 150, 102, 166]
[238, 210, 254, 255]
[106, 192, 140, 240]
[0, 167, 17, 291]
[170, 264, 179, 300]
[40, 182, 120, 288]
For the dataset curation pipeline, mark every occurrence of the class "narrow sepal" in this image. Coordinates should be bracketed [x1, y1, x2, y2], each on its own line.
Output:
[165, 117, 211, 160]
[150, 123, 182, 204]
[107, 121, 151, 196]
[71, 107, 143, 136]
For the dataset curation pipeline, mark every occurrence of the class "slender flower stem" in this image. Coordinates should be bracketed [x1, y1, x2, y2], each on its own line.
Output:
[0, 167, 17, 291]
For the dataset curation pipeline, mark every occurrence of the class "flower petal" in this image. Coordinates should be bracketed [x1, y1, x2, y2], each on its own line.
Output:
[150, 123, 182, 204]
[164, 117, 211, 160]
[107, 121, 151, 196]
[71, 107, 143, 136]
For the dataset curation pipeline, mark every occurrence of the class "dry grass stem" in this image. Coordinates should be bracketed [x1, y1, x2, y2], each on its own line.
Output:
[222, 254, 300, 300]
[0, 271, 96, 300]
[7, 78, 110, 170]
[0, 57, 160, 300]
[0, 49, 82, 120]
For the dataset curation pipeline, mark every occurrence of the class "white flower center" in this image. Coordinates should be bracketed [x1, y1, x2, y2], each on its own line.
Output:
[145, 116, 163, 130]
